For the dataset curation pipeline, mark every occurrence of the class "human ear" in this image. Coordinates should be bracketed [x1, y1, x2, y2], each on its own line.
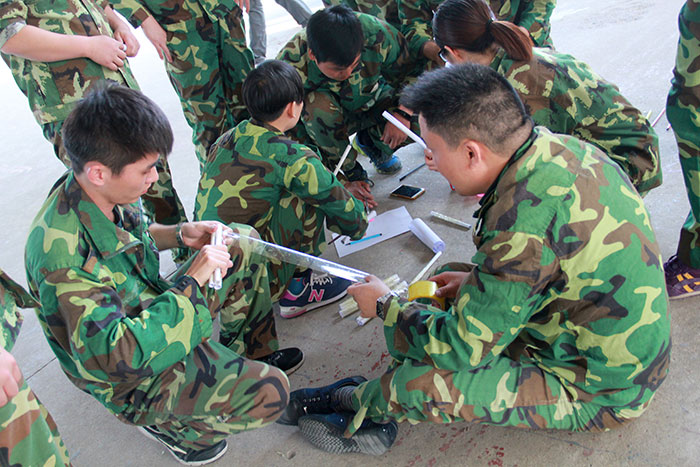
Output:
[84, 162, 109, 186]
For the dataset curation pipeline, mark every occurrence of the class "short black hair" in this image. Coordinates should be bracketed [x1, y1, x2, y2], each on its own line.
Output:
[307, 5, 364, 67]
[62, 81, 173, 175]
[243, 60, 304, 122]
[400, 63, 531, 152]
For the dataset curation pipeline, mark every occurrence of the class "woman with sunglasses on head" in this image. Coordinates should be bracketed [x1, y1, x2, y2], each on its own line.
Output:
[432, 0, 661, 196]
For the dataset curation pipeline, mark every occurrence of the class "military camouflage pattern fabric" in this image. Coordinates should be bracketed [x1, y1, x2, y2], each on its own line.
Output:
[490, 48, 661, 196]
[321, 0, 399, 29]
[277, 13, 415, 174]
[195, 120, 368, 301]
[0, 269, 70, 466]
[113, 0, 254, 168]
[667, 0, 700, 268]
[346, 127, 670, 435]
[0, 0, 186, 226]
[25, 172, 288, 448]
[397, 0, 556, 55]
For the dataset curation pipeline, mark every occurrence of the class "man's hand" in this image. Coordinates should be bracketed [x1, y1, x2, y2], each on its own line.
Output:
[141, 16, 172, 62]
[85, 35, 127, 71]
[112, 22, 140, 57]
[180, 221, 233, 250]
[381, 113, 410, 149]
[430, 271, 469, 299]
[0, 348, 22, 408]
[422, 40, 444, 65]
[185, 244, 234, 287]
[347, 275, 391, 318]
[344, 180, 378, 209]
[235, 0, 250, 12]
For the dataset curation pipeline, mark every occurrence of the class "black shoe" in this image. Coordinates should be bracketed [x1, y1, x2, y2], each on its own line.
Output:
[257, 347, 304, 375]
[139, 425, 228, 466]
[298, 412, 398, 456]
[343, 160, 372, 183]
[277, 375, 367, 426]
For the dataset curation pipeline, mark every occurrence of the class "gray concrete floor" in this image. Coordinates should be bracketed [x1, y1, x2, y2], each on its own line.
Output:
[1, 0, 697, 465]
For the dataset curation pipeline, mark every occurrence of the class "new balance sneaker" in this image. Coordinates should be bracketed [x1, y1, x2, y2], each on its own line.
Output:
[277, 375, 367, 426]
[353, 129, 402, 175]
[279, 271, 353, 318]
[664, 255, 700, 299]
[139, 425, 228, 466]
[256, 347, 305, 375]
[298, 412, 398, 456]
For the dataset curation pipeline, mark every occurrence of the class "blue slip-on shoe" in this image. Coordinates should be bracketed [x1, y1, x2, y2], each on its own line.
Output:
[353, 130, 402, 175]
[277, 375, 367, 425]
[298, 412, 398, 456]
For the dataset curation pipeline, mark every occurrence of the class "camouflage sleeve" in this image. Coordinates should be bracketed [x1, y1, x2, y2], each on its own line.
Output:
[36, 266, 213, 383]
[0, 0, 28, 48]
[517, 0, 556, 47]
[383, 230, 558, 371]
[110, 0, 152, 28]
[396, 0, 433, 57]
[371, 17, 413, 104]
[285, 149, 368, 239]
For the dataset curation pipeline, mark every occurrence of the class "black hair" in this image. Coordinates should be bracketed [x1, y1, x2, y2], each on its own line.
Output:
[62, 81, 173, 175]
[400, 63, 531, 152]
[242, 60, 304, 122]
[306, 5, 364, 67]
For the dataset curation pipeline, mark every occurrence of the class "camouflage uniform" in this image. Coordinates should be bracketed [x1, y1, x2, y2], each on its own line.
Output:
[490, 47, 661, 196]
[667, 0, 700, 268]
[346, 127, 671, 435]
[194, 120, 368, 301]
[277, 13, 414, 176]
[321, 0, 399, 27]
[0, 0, 186, 225]
[0, 269, 71, 466]
[113, 0, 254, 167]
[25, 172, 289, 451]
[398, 0, 556, 54]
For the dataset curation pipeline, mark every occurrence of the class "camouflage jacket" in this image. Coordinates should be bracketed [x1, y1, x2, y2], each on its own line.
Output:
[276, 12, 413, 116]
[322, 0, 399, 26]
[491, 48, 661, 195]
[0, 0, 138, 126]
[0, 268, 37, 352]
[112, 0, 243, 34]
[382, 127, 670, 411]
[195, 120, 367, 297]
[25, 173, 213, 414]
[397, 0, 556, 53]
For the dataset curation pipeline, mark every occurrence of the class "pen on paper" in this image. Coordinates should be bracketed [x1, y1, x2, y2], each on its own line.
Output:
[349, 233, 382, 245]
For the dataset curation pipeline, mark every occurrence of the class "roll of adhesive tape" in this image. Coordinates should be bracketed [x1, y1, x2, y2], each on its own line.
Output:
[408, 280, 445, 310]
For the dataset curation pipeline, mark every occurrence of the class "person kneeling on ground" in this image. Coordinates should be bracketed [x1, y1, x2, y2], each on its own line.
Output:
[196, 60, 370, 318]
[25, 82, 301, 466]
[276, 64, 671, 455]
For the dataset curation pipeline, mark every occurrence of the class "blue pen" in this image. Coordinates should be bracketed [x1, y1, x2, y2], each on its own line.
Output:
[349, 233, 382, 245]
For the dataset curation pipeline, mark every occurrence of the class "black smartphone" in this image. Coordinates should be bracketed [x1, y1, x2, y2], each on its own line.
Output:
[390, 184, 426, 200]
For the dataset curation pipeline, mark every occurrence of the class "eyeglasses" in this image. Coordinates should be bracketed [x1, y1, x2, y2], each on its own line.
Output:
[438, 47, 448, 63]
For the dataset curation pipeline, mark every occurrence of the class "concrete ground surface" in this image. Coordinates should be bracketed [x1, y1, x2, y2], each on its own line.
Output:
[1, 0, 697, 465]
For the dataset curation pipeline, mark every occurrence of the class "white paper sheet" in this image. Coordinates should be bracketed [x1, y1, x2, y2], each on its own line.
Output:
[334, 206, 413, 257]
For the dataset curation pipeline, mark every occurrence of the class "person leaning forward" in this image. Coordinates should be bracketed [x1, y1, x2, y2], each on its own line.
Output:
[24, 83, 302, 466]
[277, 64, 671, 456]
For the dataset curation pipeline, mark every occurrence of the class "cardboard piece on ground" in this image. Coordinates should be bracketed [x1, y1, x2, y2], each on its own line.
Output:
[334, 206, 412, 257]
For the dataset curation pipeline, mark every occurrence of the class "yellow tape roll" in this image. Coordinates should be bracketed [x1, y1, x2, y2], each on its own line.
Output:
[408, 280, 446, 310]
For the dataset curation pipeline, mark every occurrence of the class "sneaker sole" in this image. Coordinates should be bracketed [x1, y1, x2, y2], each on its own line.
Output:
[298, 416, 397, 456]
[284, 352, 305, 376]
[139, 427, 228, 466]
[668, 287, 700, 300]
[279, 289, 349, 319]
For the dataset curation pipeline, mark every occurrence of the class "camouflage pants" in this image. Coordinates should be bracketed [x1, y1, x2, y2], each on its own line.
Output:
[118, 224, 288, 450]
[0, 379, 71, 466]
[302, 88, 412, 175]
[668, 0, 700, 268]
[163, 7, 254, 168]
[346, 262, 637, 435]
[43, 120, 187, 226]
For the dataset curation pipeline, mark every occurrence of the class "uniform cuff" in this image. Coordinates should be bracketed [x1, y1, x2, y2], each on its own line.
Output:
[0, 21, 25, 49]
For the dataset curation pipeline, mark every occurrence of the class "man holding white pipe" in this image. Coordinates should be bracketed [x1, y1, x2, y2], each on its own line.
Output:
[25, 83, 302, 466]
[278, 64, 670, 456]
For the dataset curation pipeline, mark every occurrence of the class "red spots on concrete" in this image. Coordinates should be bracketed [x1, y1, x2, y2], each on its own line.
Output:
[484, 446, 505, 466]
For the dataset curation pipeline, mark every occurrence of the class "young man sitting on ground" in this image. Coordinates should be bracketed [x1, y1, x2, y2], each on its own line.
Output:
[25, 83, 301, 466]
[278, 64, 671, 455]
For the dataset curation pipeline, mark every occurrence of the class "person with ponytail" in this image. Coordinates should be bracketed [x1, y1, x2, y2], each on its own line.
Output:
[432, 0, 661, 196]
[397, 0, 556, 65]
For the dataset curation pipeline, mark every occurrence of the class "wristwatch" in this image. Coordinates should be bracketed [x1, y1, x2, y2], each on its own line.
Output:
[376, 291, 398, 320]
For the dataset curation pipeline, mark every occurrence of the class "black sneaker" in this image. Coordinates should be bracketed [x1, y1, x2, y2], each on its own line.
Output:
[256, 347, 304, 375]
[139, 425, 228, 466]
[298, 412, 398, 456]
[277, 375, 367, 426]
